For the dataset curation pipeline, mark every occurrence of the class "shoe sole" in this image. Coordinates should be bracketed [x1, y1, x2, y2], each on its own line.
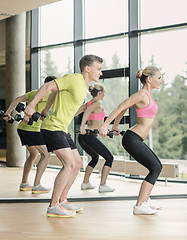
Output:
[81, 188, 95, 190]
[20, 188, 32, 191]
[99, 190, 115, 193]
[67, 207, 83, 213]
[133, 212, 158, 215]
[133, 210, 158, 215]
[32, 191, 51, 194]
[75, 207, 83, 212]
[150, 206, 162, 210]
[46, 213, 76, 218]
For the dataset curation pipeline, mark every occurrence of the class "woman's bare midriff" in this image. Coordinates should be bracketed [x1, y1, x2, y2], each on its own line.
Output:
[130, 117, 155, 140]
[87, 120, 104, 132]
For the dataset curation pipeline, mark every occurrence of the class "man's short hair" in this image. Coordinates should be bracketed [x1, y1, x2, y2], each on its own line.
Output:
[44, 75, 57, 83]
[79, 54, 103, 72]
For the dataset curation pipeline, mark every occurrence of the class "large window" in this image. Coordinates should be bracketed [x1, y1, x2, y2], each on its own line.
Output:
[31, 0, 187, 182]
[84, 0, 128, 38]
[40, 45, 74, 84]
[98, 77, 129, 156]
[85, 37, 128, 70]
[40, 0, 73, 46]
[140, 0, 187, 29]
[141, 29, 187, 85]
[139, 0, 187, 180]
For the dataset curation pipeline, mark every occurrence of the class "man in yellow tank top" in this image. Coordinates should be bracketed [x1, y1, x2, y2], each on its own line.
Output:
[24, 55, 103, 218]
[4, 76, 56, 193]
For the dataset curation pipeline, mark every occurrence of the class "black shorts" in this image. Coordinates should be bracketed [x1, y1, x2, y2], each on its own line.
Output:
[41, 129, 77, 152]
[17, 129, 46, 146]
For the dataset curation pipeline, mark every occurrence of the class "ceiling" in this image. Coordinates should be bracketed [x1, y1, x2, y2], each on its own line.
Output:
[0, 0, 61, 20]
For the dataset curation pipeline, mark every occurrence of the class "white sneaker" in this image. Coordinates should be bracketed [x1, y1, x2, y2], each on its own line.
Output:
[47, 203, 76, 218]
[19, 183, 32, 191]
[60, 199, 83, 212]
[133, 202, 158, 215]
[81, 182, 95, 190]
[146, 198, 162, 210]
[98, 184, 115, 193]
[32, 184, 51, 194]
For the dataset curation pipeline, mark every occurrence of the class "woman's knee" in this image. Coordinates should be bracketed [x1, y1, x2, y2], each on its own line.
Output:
[88, 156, 99, 168]
[104, 155, 114, 168]
[156, 162, 162, 175]
[147, 163, 163, 184]
[152, 159, 162, 175]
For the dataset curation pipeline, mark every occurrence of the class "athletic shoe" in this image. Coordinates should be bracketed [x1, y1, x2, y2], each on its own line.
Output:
[47, 203, 76, 218]
[146, 197, 162, 210]
[19, 183, 32, 191]
[60, 199, 83, 212]
[98, 184, 115, 193]
[32, 184, 51, 194]
[133, 202, 158, 215]
[81, 182, 96, 190]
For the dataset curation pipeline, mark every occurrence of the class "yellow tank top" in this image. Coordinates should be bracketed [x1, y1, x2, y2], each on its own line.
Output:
[41, 73, 86, 133]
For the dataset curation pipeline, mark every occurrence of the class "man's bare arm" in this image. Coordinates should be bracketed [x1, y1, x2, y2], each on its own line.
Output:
[41, 91, 57, 118]
[24, 81, 58, 118]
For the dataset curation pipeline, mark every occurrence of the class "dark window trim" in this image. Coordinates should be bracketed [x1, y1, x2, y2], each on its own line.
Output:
[100, 68, 129, 79]
[31, 22, 187, 52]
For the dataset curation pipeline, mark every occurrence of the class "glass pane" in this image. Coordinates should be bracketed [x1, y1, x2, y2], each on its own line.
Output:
[141, 28, 187, 180]
[140, 0, 187, 29]
[86, 77, 129, 114]
[85, 37, 128, 70]
[84, 0, 128, 38]
[141, 28, 187, 87]
[101, 77, 129, 115]
[40, 45, 74, 86]
[85, 77, 129, 156]
[99, 77, 129, 156]
[40, 0, 73, 46]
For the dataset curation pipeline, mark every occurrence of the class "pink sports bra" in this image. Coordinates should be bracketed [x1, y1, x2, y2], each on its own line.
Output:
[136, 90, 158, 119]
[87, 101, 105, 121]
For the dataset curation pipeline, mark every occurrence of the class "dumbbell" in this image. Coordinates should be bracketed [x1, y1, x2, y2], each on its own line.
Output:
[120, 131, 125, 136]
[76, 129, 113, 138]
[14, 114, 33, 125]
[93, 129, 114, 138]
[16, 103, 41, 122]
[0, 110, 14, 124]
[111, 130, 125, 136]
[16, 103, 25, 113]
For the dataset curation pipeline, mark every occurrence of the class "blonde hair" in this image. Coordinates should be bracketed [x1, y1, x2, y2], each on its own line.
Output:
[136, 66, 159, 84]
[88, 83, 105, 97]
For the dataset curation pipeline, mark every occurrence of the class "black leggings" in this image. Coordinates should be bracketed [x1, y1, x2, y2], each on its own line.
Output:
[122, 130, 162, 185]
[78, 130, 114, 168]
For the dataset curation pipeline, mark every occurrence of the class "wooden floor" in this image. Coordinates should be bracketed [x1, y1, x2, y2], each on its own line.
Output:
[0, 144, 187, 236]
[0, 199, 187, 240]
[0, 165, 187, 239]
[0, 167, 187, 200]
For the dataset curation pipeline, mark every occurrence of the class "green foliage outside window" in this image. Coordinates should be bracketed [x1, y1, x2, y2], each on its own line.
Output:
[41, 51, 187, 160]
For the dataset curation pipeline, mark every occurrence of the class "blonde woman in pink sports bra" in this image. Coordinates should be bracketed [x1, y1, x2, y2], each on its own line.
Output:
[76, 83, 115, 193]
[100, 66, 163, 215]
